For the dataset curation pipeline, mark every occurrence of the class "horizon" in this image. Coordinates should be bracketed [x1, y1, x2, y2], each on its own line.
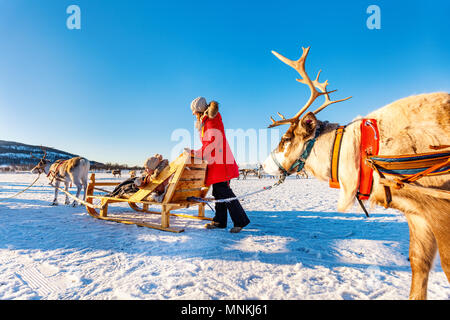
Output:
[1, 1, 449, 166]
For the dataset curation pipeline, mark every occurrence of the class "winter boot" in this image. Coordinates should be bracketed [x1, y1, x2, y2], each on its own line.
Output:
[205, 221, 226, 229]
[230, 226, 243, 233]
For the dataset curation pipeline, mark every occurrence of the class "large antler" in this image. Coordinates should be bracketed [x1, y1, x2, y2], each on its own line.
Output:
[30, 146, 47, 161]
[269, 46, 351, 128]
[30, 152, 39, 160]
[40, 146, 47, 160]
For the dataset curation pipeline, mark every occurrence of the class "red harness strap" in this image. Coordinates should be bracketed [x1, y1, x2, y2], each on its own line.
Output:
[329, 119, 380, 200]
[358, 119, 380, 200]
[47, 160, 67, 184]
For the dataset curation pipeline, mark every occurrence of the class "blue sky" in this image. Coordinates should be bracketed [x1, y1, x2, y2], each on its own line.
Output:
[0, 0, 449, 166]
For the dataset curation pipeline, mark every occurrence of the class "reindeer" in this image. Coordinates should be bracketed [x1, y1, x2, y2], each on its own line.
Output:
[256, 164, 263, 179]
[112, 169, 121, 178]
[239, 168, 262, 180]
[30, 148, 90, 206]
[238, 169, 251, 180]
[262, 46, 450, 300]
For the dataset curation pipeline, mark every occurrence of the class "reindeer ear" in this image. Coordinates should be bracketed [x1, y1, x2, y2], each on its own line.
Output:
[295, 112, 318, 138]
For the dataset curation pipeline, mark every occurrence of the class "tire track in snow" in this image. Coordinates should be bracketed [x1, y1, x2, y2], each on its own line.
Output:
[15, 266, 60, 297]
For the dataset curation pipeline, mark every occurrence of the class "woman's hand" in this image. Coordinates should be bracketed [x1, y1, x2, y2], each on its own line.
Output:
[183, 148, 192, 155]
[184, 147, 203, 160]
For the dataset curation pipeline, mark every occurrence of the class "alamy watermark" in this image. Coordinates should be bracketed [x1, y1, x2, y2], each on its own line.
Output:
[64, 5, 381, 31]
[366, 5, 381, 30]
[66, 5, 81, 30]
[170, 126, 281, 165]
[64, 5, 382, 32]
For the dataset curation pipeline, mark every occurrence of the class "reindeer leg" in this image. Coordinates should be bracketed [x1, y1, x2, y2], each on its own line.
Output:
[435, 240, 450, 288]
[426, 212, 450, 289]
[72, 182, 82, 207]
[406, 214, 437, 300]
[64, 181, 71, 205]
[52, 181, 60, 205]
[82, 178, 88, 201]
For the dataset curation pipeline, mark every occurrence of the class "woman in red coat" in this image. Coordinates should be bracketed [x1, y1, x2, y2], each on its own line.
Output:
[190, 97, 250, 233]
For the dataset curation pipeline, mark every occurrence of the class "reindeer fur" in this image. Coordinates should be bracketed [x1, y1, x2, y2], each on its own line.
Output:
[264, 92, 450, 299]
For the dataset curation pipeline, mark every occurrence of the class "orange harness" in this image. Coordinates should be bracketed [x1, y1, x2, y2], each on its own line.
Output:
[329, 119, 379, 194]
[329, 120, 449, 212]
[329, 119, 380, 216]
[329, 126, 345, 189]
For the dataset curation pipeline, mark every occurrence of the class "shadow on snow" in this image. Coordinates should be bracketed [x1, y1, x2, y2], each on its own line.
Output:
[0, 203, 415, 274]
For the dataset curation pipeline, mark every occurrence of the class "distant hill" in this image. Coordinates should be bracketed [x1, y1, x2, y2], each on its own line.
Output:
[0, 140, 105, 169]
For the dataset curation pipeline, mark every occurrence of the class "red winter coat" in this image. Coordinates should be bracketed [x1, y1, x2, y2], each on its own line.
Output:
[192, 102, 239, 186]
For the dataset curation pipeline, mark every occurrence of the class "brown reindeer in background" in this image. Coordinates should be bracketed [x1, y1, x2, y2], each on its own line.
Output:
[112, 169, 121, 178]
[262, 46, 450, 299]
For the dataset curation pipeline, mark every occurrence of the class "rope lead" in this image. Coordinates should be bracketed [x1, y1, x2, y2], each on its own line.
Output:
[187, 177, 286, 204]
[0, 173, 41, 202]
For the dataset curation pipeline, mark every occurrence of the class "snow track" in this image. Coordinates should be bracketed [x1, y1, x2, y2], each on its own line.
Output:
[0, 173, 449, 299]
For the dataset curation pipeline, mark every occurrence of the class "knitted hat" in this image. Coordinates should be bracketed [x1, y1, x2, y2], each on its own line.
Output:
[144, 154, 163, 171]
[190, 97, 208, 113]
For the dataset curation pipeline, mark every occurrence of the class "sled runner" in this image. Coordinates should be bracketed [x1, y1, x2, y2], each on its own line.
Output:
[85, 153, 212, 232]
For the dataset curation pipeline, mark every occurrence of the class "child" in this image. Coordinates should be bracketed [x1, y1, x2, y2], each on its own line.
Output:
[109, 154, 169, 202]
[136, 154, 170, 202]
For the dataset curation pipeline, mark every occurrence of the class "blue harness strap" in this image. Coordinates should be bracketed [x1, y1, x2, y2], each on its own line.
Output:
[368, 151, 450, 177]
[270, 125, 322, 177]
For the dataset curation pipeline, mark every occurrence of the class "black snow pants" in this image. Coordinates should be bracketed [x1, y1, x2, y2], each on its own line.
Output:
[212, 181, 250, 228]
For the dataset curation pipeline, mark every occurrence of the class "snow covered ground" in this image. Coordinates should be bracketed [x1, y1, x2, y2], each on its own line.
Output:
[0, 172, 449, 300]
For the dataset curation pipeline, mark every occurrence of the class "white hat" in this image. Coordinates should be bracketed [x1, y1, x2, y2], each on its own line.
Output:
[190, 97, 208, 113]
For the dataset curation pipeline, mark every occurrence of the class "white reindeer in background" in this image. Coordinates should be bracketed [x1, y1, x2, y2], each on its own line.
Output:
[262, 46, 450, 299]
[31, 148, 90, 206]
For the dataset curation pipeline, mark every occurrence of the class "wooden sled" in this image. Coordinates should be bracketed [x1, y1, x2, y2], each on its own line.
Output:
[85, 153, 212, 233]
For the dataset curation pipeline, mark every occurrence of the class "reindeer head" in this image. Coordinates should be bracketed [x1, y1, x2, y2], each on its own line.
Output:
[262, 47, 351, 177]
[30, 147, 50, 174]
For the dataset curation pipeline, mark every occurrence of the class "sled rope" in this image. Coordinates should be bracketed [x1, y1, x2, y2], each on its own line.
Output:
[0, 174, 42, 202]
[187, 177, 286, 204]
[50, 183, 105, 209]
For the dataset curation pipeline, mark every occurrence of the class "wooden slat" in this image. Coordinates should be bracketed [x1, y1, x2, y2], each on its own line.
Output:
[92, 182, 121, 186]
[171, 190, 203, 202]
[93, 215, 184, 233]
[183, 166, 206, 171]
[128, 153, 186, 202]
[126, 206, 212, 221]
[162, 155, 189, 203]
[170, 213, 212, 221]
[177, 180, 205, 189]
[179, 178, 203, 181]
[180, 169, 206, 180]
[200, 186, 210, 198]
[186, 163, 207, 170]
[186, 156, 207, 166]
[175, 187, 204, 193]
[86, 195, 162, 206]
